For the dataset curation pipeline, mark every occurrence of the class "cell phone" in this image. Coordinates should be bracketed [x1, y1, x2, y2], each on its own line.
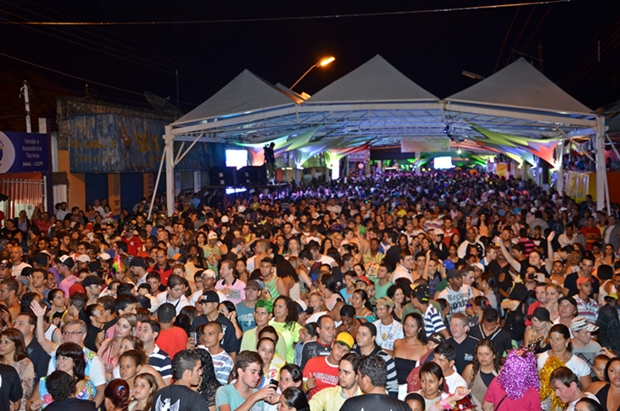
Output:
[270, 379, 279, 387]
[190, 332, 197, 341]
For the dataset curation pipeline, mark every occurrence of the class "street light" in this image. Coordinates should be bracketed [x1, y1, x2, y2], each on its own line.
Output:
[290, 56, 335, 91]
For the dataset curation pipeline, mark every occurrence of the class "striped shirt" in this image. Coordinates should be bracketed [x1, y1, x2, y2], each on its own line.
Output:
[575, 296, 599, 323]
[148, 345, 172, 380]
[423, 304, 447, 337]
[211, 350, 234, 386]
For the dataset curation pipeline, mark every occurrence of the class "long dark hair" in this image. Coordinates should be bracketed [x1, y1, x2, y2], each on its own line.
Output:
[56, 343, 86, 381]
[353, 289, 373, 311]
[470, 339, 501, 382]
[195, 348, 221, 400]
[104, 379, 130, 411]
[276, 259, 299, 282]
[0, 328, 28, 362]
[402, 312, 427, 343]
[281, 387, 310, 411]
[274, 296, 299, 331]
[550, 324, 572, 352]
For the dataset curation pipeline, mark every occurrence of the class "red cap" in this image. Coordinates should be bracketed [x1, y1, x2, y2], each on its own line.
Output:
[69, 283, 85, 296]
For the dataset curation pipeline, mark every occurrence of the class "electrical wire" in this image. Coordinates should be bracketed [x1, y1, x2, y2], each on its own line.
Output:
[0, 50, 201, 106]
[0, 14, 226, 91]
[494, 8, 520, 73]
[561, 21, 620, 89]
[0, 0, 570, 25]
[504, 5, 537, 67]
[521, 4, 553, 51]
[0, 8, 228, 87]
[10, 0, 231, 82]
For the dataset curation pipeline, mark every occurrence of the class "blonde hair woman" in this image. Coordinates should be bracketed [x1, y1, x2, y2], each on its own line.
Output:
[545, 284, 563, 322]
[98, 313, 138, 380]
[523, 307, 553, 354]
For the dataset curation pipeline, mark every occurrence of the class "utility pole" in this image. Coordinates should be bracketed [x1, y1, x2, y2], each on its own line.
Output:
[538, 42, 544, 73]
[20, 80, 32, 133]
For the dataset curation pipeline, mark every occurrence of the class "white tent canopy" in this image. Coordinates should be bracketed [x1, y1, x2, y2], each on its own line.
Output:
[155, 55, 605, 215]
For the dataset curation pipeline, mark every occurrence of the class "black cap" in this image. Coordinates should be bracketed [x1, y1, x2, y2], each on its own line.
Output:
[82, 275, 104, 288]
[32, 253, 49, 266]
[200, 290, 220, 304]
[55, 254, 75, 269]
[528, 307, 551, 322]
[129, 257, 149, 269]
[88, 261, 103, 273]
[411, 284, 430, 303]
[446, 269, 462, 279]
[558, 296, 578, 307]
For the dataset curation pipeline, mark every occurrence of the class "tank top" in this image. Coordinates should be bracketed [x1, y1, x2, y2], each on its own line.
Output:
[44, 324, 57, 342]
[595, 383, 611, 410]
[394, 357, 418, 384]
[470, 370, 498, 407]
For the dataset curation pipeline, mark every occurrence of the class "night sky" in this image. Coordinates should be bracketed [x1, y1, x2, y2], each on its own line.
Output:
[1, 0, 619, 113]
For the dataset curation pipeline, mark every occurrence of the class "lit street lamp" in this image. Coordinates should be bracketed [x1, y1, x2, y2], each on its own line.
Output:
[290, 56, 335, 91]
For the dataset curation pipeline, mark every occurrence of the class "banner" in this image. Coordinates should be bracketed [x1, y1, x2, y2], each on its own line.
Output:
[68, 114, 225, 173]
[401, 137, 450, 153]
[0, 132, 49, 173]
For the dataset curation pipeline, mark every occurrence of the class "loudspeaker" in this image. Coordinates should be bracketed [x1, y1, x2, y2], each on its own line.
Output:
[237, 166, 267, 186]
[209, 167, 237, 186]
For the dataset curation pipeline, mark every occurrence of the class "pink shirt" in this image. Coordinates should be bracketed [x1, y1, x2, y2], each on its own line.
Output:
[484, 378, 541, 411]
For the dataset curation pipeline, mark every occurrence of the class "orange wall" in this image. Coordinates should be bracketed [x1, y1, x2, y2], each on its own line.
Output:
[57, 150, 85, 210]
[608, 172, 620, 205]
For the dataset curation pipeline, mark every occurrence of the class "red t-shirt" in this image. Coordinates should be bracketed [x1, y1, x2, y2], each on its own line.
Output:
[122, 236, 143, 257]
[484, 378, 541, 411]
[302, 356, 339, 399]
[156, 326, 188, 359]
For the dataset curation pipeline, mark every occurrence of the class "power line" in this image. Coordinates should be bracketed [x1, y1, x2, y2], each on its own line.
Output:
[522, 4, 553, 51]
[0, 0, 570, 26]
[11, 0, 232, 82]
[504, 5, 537, 67]
[494, 8, 520, 73]
[0, 51, 201, 106]
[0, 7, 229, 87]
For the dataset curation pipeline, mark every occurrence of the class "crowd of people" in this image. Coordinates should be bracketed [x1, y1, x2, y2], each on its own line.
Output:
[0, 169, 619, 411]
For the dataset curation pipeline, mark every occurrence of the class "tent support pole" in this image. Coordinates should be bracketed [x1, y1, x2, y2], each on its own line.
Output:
[165, 126, 175, 217]
[147, 146, 166, 220]
[556, 142, 564, 194]
[595, 115, 608, 212]
[175, 133, 204, 166]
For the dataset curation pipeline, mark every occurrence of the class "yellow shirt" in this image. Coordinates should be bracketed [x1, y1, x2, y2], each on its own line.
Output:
[309, 385, 363, 411]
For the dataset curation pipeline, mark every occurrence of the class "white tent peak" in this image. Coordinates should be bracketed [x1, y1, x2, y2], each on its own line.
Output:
[447, 57, 592, 115]
[308, 54, 438, 103]
[173, 69, 298, 125]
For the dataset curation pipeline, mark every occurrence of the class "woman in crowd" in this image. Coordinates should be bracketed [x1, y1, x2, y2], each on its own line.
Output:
[218, 301, 243, 340]
[277, 387, 309, 411]
[47, 289, 66, 322]
[523, 308, 552, 353]
[285, 238, 301, 259]
[104, 379, 130, 411]
[269, 296, 302, 364]
[462, 339, 501, 408]
[195, 348, 220, 411]
[276, 259, 299, 300]
[257, 337, 286, 388]
[415, 362, 446, 409]
[235, 259, 249, 284]
[537, 324, 592, 389]
[481, 348, 541, 411]
[351, 289, 375, 322]
[587, 357, 620, 411]
[0, 329, 35, 410]
[545, 284, 562, 322]
[98, 313, 138, 378]
[319, 275, 344, 312]
[29, 343, 96, 409]
[278, 364, 303, 392]
[129, 373, 158, 411]
[117, 350, 164, 392]
[393, 313, 429, 396]
[387, 284, 407, 322]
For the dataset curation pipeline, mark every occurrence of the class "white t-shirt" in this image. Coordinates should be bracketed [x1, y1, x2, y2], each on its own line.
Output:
[438, 285, 473, 316]
[373, 319, 404, 351]
[537, 351, 592, 377]
[444, 371, 469, 393]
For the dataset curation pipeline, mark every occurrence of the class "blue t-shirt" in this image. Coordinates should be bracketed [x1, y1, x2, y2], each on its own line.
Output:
[235, 301, 256, 333]
[215, 384, 264, 411]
